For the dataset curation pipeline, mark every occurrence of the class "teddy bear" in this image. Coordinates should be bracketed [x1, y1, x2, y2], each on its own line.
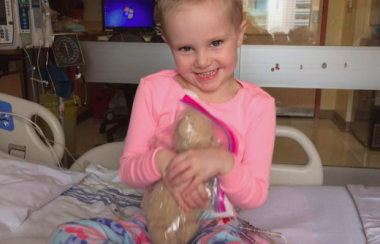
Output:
[144, 108, 220, 244]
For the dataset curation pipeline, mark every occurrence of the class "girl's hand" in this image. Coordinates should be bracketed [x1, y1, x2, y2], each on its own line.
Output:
[163, 178, 192, 212]
[165, 148, 235, 197]
[163, 179, 209, 211]
[182, 183, 209, 210]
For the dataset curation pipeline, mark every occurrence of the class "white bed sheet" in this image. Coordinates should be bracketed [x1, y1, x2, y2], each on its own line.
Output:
[0, 153, 86, 237]
[347, 185, 380, 244]
[0, 183, 143, 244]
[239, 186, 367, 244]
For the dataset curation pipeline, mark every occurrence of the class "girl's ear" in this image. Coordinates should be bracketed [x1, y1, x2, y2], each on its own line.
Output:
[237, 20, 248, 47]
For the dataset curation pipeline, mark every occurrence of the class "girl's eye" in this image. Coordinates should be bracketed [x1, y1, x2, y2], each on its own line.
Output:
[211, 40, 222, 47]
[180, 46, 192, 52]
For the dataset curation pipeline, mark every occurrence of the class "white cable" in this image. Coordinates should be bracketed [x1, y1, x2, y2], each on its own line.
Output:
[30, 77, 48, 84]
[46, 67, 56, 91]
[45, 49, 56, 92]
[24, 47, 52, 89]
[36, 45, 45, 94]
[0, 111, 63, 168]
[22, 48, 36, 103]
[281, 235, 288, 244]
[46, 138, 76, 163]
[37, 45, 43, 81]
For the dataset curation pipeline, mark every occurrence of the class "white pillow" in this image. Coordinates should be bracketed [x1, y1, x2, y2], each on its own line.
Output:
[0, 156, 86, 236]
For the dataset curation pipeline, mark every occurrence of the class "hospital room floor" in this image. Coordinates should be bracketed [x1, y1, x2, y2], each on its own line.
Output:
[75, 117, 380, 170]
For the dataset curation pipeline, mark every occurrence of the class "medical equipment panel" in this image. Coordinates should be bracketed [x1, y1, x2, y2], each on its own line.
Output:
[0, 0, 31, 49]
[0, 0, 15, 45]
[30, 0, 42, 45]
[17, 0, 32, 46]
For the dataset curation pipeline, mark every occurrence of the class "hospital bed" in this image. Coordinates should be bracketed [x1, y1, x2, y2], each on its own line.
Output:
[0, 92, 378, 244]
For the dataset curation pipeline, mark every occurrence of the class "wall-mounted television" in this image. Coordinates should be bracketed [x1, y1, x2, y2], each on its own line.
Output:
[102, 0, 155, 32]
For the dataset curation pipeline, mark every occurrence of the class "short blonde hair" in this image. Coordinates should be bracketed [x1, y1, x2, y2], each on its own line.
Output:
[157, 0, 243, 35]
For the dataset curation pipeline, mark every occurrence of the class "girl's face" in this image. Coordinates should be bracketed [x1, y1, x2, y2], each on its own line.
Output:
[163, 1, 246, 97]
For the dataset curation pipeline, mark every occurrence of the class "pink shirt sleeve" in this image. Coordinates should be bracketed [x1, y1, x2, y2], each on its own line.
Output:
[119, 79, 162, 188]
[218, 97, 276, 209]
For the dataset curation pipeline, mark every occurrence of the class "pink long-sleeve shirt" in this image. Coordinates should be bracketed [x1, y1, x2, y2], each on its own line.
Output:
[120, 70, 276, 209]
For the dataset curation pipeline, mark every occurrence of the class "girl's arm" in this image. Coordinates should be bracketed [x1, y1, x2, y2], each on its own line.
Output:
[218, 97, 276, 209]
[119, 79, 170, 188]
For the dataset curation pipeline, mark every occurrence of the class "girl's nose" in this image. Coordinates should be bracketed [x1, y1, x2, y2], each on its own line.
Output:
[195, 51, 211, 69]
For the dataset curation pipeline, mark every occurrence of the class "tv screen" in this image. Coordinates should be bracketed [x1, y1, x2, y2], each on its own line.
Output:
[103, 0, 155, 30]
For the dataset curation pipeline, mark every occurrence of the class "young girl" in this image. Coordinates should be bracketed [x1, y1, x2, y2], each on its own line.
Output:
[47, 0, 275, 243]
[119, 0, 276, 242]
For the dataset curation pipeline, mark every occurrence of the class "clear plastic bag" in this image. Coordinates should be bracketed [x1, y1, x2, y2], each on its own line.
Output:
[144, 95, 236, 244]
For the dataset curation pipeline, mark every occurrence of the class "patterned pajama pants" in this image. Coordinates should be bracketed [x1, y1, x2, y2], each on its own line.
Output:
[46, 214, 271, 244]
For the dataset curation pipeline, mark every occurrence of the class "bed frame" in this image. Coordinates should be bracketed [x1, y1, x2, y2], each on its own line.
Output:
[0, 92, 65, 167]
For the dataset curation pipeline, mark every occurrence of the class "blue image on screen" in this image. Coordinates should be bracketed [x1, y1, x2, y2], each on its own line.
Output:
[104, 0, 154, 28]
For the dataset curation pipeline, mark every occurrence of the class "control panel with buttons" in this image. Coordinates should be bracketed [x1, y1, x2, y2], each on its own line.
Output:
[18, 0, 30, 34]
[0, 0, 14, 44]
[17, 0, 32, 46]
